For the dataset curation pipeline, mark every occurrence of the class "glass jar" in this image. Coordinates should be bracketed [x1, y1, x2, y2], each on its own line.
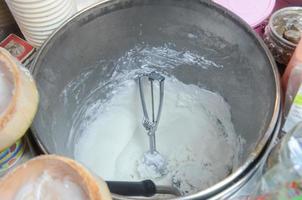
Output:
[263, 7, 302, 65]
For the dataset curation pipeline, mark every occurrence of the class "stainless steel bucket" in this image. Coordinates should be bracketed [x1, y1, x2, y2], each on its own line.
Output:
[30, 0, 281, 199]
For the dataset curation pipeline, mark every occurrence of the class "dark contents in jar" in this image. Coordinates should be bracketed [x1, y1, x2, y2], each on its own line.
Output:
[283, 30, 301, 44]
[273, 12, 302, 44]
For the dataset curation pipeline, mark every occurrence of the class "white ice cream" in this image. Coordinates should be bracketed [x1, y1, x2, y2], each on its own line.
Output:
[14, 171, 87, 200]
[74, 77, 243, 195]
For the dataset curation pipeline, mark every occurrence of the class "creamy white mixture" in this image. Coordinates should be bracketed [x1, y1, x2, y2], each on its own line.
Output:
[14, 171, 87, 200]
[0, 66, 13, 114]
[75, 77, 242, 195]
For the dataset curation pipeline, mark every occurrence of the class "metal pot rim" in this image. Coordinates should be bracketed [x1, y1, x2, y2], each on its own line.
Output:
[30, 0, 281, 198]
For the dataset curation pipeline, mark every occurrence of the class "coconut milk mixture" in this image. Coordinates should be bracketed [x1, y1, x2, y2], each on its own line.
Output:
[61, 44, 245, 196]
[75, 77, 241, 195]
[14, 171, 87, 200]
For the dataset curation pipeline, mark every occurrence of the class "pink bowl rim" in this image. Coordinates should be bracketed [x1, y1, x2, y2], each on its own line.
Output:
[213, 0, 276, 28]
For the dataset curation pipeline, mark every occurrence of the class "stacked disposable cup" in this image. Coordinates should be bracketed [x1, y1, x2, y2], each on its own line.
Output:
[5, 0, 77, 47]
[76, 0, 104, 11]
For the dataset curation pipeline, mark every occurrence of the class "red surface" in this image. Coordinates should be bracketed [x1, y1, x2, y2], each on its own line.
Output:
[0, 34, 34, 62]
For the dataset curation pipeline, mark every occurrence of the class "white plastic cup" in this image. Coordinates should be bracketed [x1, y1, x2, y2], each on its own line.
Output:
[5, 0, 77, 47]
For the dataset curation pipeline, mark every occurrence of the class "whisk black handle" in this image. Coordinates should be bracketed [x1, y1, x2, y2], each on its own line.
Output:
[106, 180, 157, 197]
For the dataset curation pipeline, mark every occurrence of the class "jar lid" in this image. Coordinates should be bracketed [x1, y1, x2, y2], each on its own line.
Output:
[213, 0, 276, 27]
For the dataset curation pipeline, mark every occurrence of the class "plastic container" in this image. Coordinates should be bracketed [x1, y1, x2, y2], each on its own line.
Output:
[263, 7, 302, 65]
[283, 64, 302, 117]
[283, 79, 302, 134]
[260, 122, 302, 193]
[212, 0, 276, 35]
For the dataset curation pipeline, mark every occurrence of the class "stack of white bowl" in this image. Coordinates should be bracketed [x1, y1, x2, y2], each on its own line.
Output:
[0, 1, 15, 28]
[5, 0, 77, 47]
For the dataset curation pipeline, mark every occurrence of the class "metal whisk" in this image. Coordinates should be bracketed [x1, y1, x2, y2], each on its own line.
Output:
[138, 71, 167, 177]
